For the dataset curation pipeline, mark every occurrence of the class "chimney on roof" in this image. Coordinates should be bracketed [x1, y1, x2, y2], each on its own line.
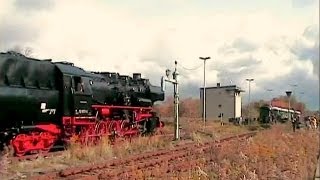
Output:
[217, 83, 220, 87]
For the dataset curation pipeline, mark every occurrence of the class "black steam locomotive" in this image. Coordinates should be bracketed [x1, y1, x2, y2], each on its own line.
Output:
[0, 51, 165, 156]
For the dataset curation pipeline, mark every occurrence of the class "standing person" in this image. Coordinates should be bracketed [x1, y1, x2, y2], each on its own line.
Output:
[295, 114, 301, 129]
[291, 114, 297, 132]
[239, 116, 243, 125]
[270, 112, 275, 124]
[310, 116, 317, 129]
[268, 112, 272, 123]
[306, 116, 311, 129]
[272, 113, 277, 124]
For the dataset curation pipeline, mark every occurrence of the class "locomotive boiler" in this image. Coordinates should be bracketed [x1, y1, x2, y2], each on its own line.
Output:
[0, 51, 165, 156]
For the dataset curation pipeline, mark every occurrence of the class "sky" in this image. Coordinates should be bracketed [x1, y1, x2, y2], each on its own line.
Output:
[0, 0, 319, 110]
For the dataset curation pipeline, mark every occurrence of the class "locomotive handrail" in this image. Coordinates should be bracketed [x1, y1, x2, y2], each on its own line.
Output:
[74, 116, 96, 119]
[92, 105, 153, 110]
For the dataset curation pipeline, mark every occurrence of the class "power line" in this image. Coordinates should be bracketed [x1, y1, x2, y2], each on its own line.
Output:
[178, 63, 202, 71]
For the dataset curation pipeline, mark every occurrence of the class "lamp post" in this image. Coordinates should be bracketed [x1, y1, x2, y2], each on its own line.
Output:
[161, 61, 180, 140]
[246, 78, 254, 121]
[266, 89, 273, 107]
[290, 84, 298, 104]
[199, 56, 211, 126]
[286, 91, 292, 121]
[297, 92, 305, 112]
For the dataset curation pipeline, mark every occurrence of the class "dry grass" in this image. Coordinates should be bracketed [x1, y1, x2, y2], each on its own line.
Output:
[0, 147, 10, 179]
[3, 132, 176, 179]
[184, 124, 319, 180]
[172, 117, 264, 143]
[2, 118, 287, 179]
[3, 137, 114, 178]
[130, 124, 319, 180]
[113, 134, 174, 158]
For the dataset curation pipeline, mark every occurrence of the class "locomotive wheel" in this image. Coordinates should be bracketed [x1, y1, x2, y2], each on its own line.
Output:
[79, 125, 96, 146]
[96, 121, 108, 138]
[120, 120, 130, 132]
[11, 131, 58, 156]
[145, 118, 157, 135]
[108, 121, 118, 143]
[11, 134, 29, 157]
[39, 132, 56, 153]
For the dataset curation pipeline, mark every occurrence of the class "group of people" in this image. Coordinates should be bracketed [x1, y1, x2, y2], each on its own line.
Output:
[291, 114, 318, 132]
[304, 116, 318, 130]
[268, 112, 278, 124]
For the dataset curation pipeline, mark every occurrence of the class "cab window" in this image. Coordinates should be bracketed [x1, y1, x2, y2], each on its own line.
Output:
[74, 76, 84, 93]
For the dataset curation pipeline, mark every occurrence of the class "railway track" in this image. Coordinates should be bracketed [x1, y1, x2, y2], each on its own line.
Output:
[30, 131, 256, 180]
[9, 150, 65, 163]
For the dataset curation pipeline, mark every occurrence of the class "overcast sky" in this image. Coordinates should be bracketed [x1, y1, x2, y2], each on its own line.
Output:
[0, 0, 319, 110]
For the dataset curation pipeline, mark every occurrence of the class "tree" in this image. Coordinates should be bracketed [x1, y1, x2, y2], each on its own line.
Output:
[154, 97, 201, 118]
[241, 95, 308, 119]
[242, 99, 268, 118]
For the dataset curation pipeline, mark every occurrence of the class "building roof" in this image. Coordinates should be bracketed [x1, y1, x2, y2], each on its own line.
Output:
[200, 84, 245, 92]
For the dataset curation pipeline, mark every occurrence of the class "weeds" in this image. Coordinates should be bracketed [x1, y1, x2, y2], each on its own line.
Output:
[7, 119, 316, 180]
[6, 133, 175, 178]
[190, 124, 320, 180]
[113, 135, 171, 158]
[64, 136, 113, 163]
[190, 132, 205, 145]
[0, 146, 9, 178]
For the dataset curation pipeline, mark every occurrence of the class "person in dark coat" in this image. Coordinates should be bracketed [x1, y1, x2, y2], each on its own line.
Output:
[291, 114, 297, 132]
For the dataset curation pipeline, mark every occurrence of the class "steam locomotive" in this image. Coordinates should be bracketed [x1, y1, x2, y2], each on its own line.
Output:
[0, 51, 165, 156]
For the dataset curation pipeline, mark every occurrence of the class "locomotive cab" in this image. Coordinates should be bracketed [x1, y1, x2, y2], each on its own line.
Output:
[71, 76, 93, 116]
[57, 63, 94, 117]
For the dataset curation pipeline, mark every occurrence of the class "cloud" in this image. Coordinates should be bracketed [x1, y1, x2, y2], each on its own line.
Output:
[219, 38, 258, 54]
[14, 0, 54, 11]
[0, 0, 318, 110]
[0, 20, 38, 47]
[292, 0, 317, 8]
[290, 25, 319, 76]
[252, 64, 319, 109]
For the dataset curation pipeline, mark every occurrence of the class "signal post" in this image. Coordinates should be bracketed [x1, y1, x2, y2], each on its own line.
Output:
[161, 61, 180, 140]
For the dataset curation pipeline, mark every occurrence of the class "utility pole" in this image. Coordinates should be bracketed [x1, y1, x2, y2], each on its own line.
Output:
[290, 84, 298, 104]
[246, 78, 254, 121]
[161, 61, 180, 140]
[286, 91, 292, 122]
[199, 56, 211, 126]
[289, 84, 298, 117]
[298, 92, 304, 104]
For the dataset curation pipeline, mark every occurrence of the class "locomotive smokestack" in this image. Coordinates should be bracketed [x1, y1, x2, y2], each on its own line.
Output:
[133, 73, 141, 80]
